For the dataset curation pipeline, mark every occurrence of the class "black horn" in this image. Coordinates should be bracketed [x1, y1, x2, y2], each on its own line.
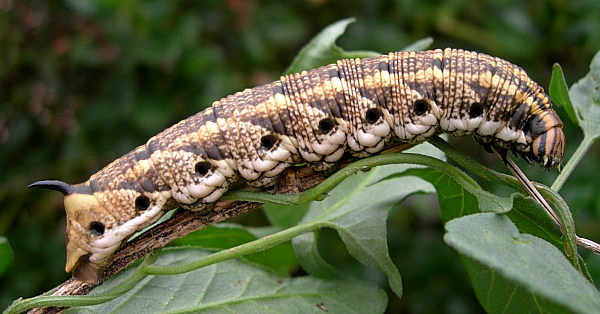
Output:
[28, 180, 73, 196]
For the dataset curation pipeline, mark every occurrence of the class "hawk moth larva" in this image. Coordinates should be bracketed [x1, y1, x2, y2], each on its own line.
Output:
[29, 48, 565, 284]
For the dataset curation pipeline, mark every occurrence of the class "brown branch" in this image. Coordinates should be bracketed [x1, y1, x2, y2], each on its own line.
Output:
[28, 144, 414, 313]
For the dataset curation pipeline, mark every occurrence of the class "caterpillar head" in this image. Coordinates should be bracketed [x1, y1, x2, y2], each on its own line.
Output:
[527, 110, 565, 170]
[531, 125, 565, 169]
[28, 180, 168, 284]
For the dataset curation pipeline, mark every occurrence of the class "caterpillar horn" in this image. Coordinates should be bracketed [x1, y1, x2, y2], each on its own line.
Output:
[28, 180, 74, 196]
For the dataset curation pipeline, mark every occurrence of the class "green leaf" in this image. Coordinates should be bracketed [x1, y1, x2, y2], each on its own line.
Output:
[549, 63, 578, 124]
[263, 203, 310, 229]
[169, 225, 298, 277]
[553, 50, 600, 191]
[284, 18, 432, 75]
[293, 143, 439, 298]
[400, 37, 434, 52]
[0, 236, 13, 276]
[293, 231, 341, 279]
[444, 213, 600, 313]
[66, 248, 387, 313]
[389, 145, 565, 259]
[460, 256, 574, 313]
[569, 50, 600, 140]
[393, 164, 513, 217]
[284, 18, 381, 74]
[402, 167, 485, 222]
[506, 194, 563, 249]
[169, 224, 257, 248]
[387, 155, 571, 296]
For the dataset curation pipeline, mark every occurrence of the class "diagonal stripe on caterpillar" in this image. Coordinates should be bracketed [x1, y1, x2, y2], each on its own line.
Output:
[28, 48, 565, 284]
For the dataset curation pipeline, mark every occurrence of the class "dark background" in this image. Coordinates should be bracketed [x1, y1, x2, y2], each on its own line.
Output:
[2, 0, 600, 312]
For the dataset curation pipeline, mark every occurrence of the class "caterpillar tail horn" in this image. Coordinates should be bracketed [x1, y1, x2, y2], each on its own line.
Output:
[28, 180, 73, 195]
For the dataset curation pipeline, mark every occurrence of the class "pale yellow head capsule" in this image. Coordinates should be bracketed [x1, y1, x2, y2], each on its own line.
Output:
[28, 180, 169, 284]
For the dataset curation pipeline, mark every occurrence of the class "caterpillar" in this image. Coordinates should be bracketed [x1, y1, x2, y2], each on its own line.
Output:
[29, 48, 565, 284]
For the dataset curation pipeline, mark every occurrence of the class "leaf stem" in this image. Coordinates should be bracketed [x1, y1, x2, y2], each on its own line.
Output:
[223, 152, 483, 206]
[142, 223, 326, 275]
[551, 136, 593, 192]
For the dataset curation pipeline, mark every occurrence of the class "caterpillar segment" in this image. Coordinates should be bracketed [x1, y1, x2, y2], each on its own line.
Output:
[28, 48, 565, 284]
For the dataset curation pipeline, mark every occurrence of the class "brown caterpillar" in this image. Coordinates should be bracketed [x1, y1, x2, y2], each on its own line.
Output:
[29, 48, 565, 284]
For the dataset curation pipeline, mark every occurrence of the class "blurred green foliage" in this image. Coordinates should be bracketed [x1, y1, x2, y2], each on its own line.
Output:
[1, 0, 599, 312]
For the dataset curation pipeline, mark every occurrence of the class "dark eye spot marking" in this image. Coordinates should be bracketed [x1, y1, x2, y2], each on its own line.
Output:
[414, 99, 430, 116]
[469, 102, 484, 118]
[261, 134, 279, 150]
[90, 221, 105, 236]
[135, 195, 151, 211]
[366, 108, 382, 124]
[195, 161, 212, 176]
[318, 118, 336, 134]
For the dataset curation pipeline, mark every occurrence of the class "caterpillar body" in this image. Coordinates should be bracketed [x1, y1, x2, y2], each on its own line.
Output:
[30, 48, 565, 284]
